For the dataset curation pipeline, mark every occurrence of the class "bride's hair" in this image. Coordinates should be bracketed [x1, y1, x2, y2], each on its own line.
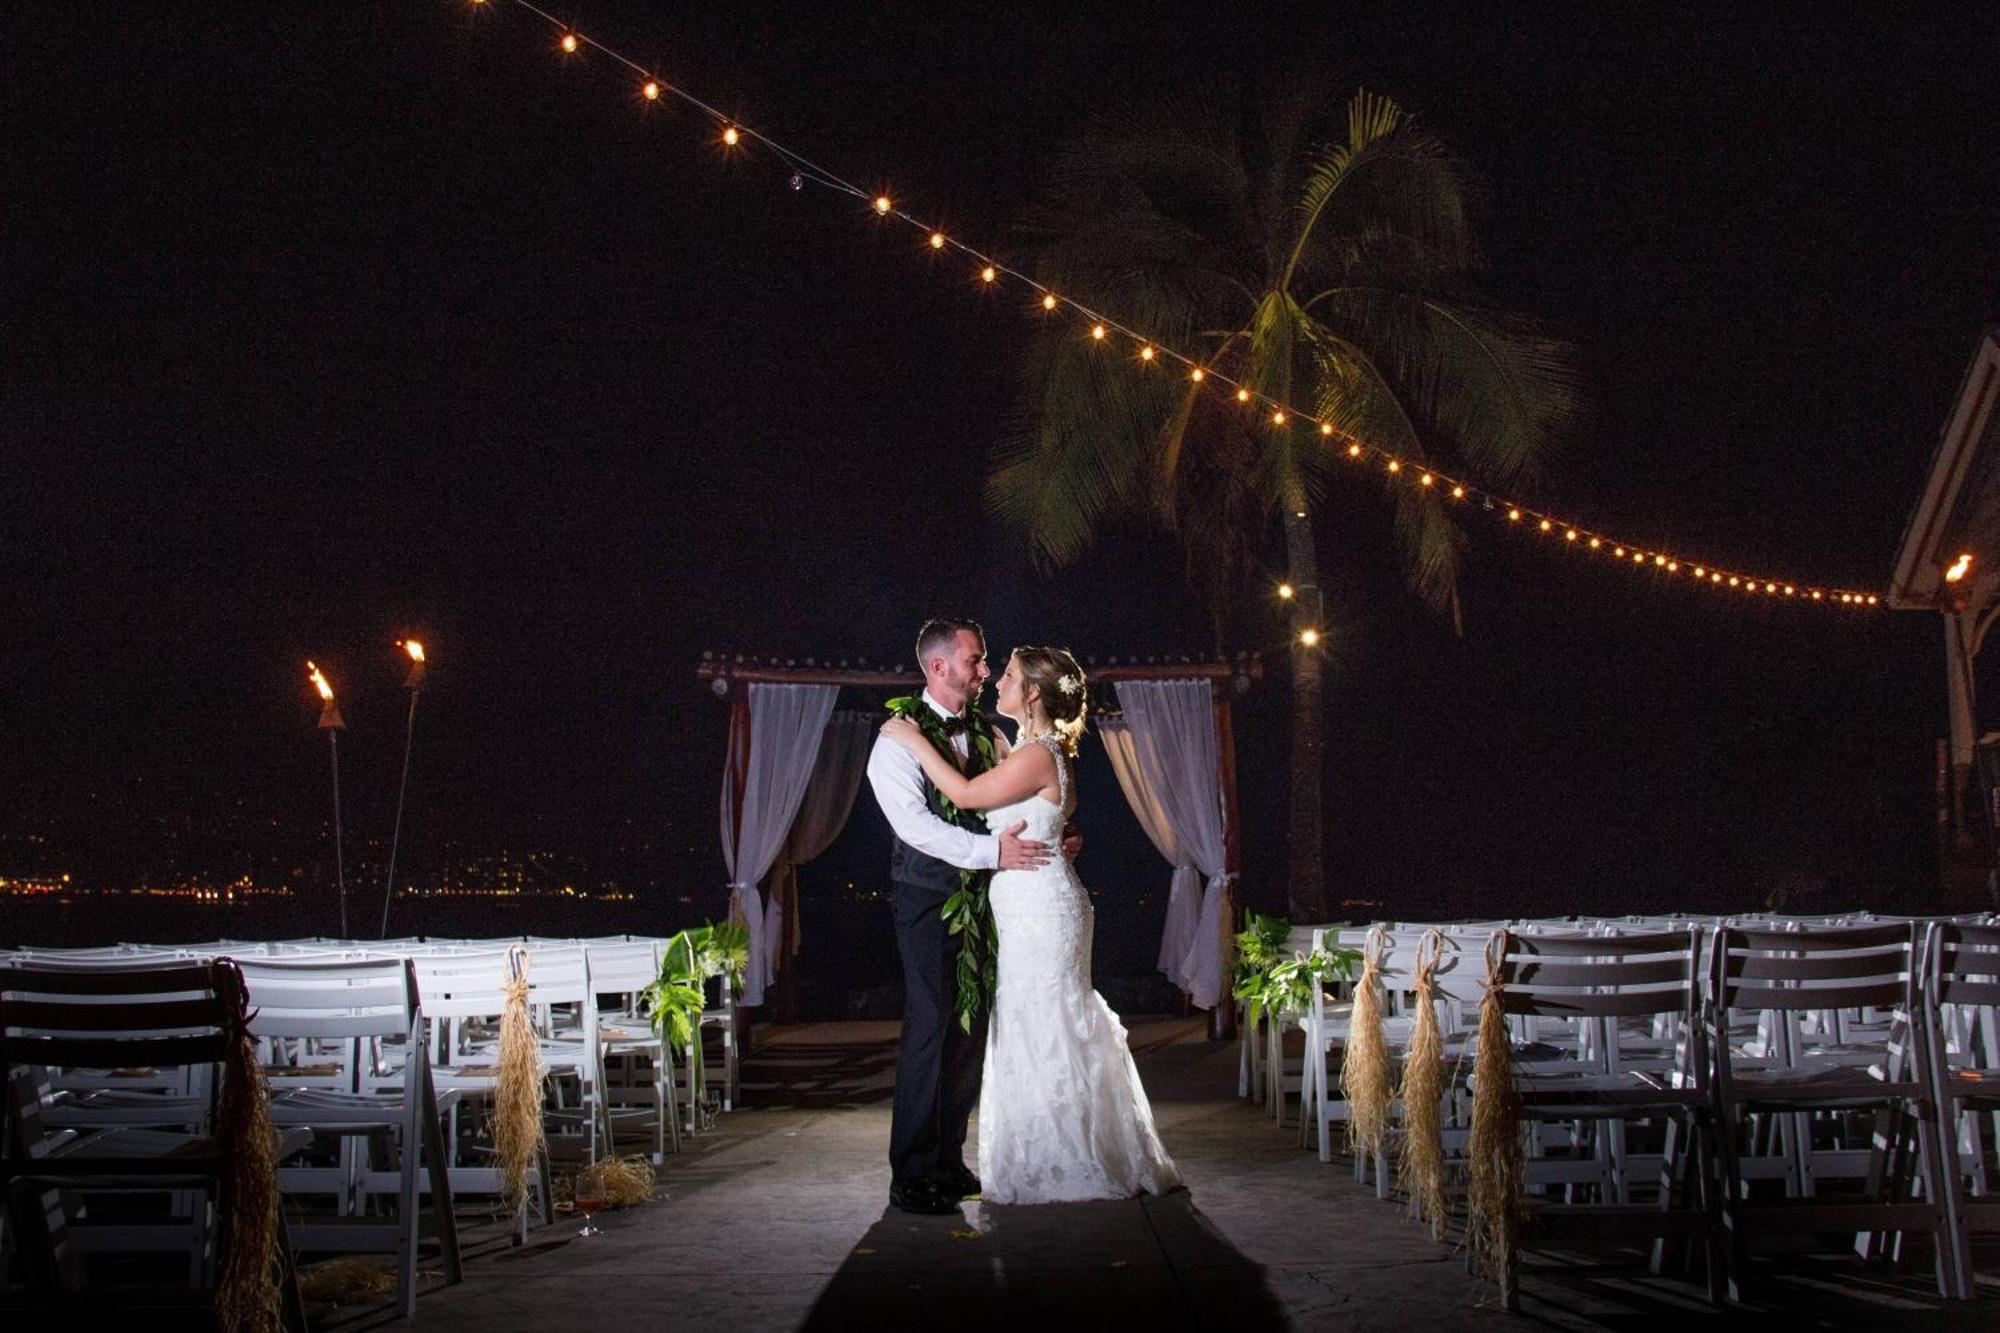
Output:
[1012, 647, 1088, 757]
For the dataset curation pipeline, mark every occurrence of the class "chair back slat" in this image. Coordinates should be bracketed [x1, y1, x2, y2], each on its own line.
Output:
[0, 998, 227, 1033]
[3, 961, 218, 994]
[1728, 951, 1911, 982]
[1723, 978, 1909, 1012]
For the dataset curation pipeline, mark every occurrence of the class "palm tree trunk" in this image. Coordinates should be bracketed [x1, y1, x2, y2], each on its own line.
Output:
[1281, 504, 1327, 923]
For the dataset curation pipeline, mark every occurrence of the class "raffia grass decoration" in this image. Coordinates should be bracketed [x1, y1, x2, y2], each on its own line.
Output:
[601, 1154, 658, 1208]
[494, 946, 547, 1220]
[1338, 929, 1392, 1159]
[298, 1256, 396, 1307]
[1465, 930, 1525, 1285]
[211, 959, 284, 1333]
[1397, 930, 1449, 1240]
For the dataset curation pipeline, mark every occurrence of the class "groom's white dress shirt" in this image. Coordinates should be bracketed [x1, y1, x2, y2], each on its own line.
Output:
[866, 689, 1001, 872]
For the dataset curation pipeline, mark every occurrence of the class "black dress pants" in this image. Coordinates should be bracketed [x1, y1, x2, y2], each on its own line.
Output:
[888, 879, 988, 1183]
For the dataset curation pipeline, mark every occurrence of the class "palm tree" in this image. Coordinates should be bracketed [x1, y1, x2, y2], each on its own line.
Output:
[991, 83, 1578, 922]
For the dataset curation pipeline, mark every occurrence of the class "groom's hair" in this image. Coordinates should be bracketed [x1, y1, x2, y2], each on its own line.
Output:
[915, 617, 983, 672]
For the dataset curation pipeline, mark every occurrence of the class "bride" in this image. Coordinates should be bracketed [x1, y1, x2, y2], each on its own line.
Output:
[882, 646, 1182, 1204]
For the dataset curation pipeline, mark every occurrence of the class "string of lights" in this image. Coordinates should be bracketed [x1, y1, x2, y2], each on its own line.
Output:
[458, 0, 1884, 613]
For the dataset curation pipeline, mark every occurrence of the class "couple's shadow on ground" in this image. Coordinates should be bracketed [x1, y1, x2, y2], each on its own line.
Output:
[798, 1188, 1285, 1331]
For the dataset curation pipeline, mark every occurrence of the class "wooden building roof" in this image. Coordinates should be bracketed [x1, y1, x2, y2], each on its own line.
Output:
[1890, 326, 2000, 615]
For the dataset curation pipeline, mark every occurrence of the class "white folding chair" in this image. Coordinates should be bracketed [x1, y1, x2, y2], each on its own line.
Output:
[1709, 921, 1960, 1301]
[1921, 919, 2000, 1298]
[1, 958, 310, 1323]
[237, 956, 464, 1317]
[586, 939, 681, 1161]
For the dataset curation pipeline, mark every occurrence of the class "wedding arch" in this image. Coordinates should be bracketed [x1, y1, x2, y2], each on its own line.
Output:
[696, 650, 1263, 1033]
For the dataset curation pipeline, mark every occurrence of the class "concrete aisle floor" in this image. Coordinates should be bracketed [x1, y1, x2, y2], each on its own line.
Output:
[371, 1018, 1991, 1332]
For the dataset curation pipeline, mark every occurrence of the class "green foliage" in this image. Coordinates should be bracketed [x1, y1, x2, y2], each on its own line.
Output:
[886, 695, 1002, 1033]
[1230, 909, 1361, 1030]
[995, 81, 1579, 626]
[641, 920, 752, 1049]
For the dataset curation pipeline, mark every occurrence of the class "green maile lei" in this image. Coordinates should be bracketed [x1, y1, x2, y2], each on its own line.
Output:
[885, 694, 999, 1033]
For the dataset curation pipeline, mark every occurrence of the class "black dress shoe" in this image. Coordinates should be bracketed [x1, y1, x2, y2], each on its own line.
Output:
[889, 1178, 960, 1215]
[935, 1164, 982, 1199]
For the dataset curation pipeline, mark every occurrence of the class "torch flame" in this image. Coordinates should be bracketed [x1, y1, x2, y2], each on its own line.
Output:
[307, 661, 334, 702]
[402, 639, 426, 663]
[1945, 553, 1973, 584]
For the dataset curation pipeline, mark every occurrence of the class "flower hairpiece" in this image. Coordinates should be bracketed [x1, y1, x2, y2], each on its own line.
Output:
[1056, 672, 1084, 696]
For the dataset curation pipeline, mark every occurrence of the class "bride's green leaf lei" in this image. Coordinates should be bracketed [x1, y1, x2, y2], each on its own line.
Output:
[886, 694, 999, 1033]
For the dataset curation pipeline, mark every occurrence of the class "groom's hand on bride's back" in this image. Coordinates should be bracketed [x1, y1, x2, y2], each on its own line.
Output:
[997, 820, 1053, 870]
[1061, 821, 1082, 860]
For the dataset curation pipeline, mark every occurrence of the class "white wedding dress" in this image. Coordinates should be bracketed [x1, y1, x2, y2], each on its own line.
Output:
[976, 734, 1182, 1204]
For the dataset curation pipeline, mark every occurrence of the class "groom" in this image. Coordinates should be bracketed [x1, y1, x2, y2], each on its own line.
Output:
[865, 618, 1070, 1215]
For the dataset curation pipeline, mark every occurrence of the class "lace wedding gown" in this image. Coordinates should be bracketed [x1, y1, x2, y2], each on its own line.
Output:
[976, 735, 1182, 1204]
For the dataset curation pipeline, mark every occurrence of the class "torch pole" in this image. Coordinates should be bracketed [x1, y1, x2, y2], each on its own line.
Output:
[379, 686, 420, 939]
[329, 727, 348, 937]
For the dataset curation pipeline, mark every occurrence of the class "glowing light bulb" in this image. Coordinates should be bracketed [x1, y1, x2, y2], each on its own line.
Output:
[307, 662, 333, 702]
[1537, 518, 1551, 532]
[1694, 566, 1706, 578]
[981, 265, 996, 283]
[1508, 508, 1522, 522]
[1272, 410, 1287, 426]
[1277, 583, 1296, 600]
[930, 231, 946, 249]
[1349, 444, 1363, 459]
[1765, 582, 1777, 593]
[1711, 572, 1723, 583]
[643, 80, 660, 100]
[1299, 628, 1322, 647]
[1190, 367, 1205, 382]
[873, 194, 892, 214]
[1812, 590, 1823, 600]
[1042, 294, 1058, 311]
[722, 125, 740, 145]
[1236, 389, 1251, 403]
[1729, 577, 1740, 587]
[1451, 484, 1465, 499]
[561, 32, 578, 53]
[1590, 537, 1602, 550]
[1614, 547, 1625, 558]
[1869, 595, 1879, 605]
[1945, 552, 1973, 583]
[1386, 458, 1401, 473]
[1667, 561, 1679, 572]
[1421, 473, 1435, 488]
[1091, 324, 1106, 340]
[1564, 528, 1577, 541]
[1320, 423, 1334, 437]
[1139, 345, 1155, 361]
[1653, 554, 1666, 566]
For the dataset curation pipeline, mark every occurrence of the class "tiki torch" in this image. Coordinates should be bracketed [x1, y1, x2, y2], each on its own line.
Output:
[308, 661, 348, 936]
[378, 638, 426, 938]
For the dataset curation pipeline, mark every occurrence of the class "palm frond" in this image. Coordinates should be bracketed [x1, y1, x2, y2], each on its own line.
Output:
[1288, 92, 1477, 292]
[1389, 476, 1469, 623]
[1306, 286, 1578, 490]
[988, 323, 1182, 570]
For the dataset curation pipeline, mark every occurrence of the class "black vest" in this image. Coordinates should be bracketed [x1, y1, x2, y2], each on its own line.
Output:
[889, 741, 989, 898]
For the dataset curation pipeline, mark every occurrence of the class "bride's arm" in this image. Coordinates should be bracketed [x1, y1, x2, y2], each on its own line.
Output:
[882, 722, 1054, 811]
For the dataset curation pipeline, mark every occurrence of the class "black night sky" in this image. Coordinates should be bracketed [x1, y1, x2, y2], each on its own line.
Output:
[5, 4, 1999, 953]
